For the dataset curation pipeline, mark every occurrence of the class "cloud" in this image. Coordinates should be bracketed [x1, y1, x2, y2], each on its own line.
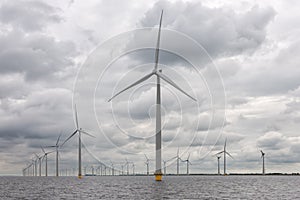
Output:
[0, 30, 77, 82]
[257, 131, 287, 150]
[0, 0, 300, 175]
[0, 0, 62, 31]
[140, 1, 276, 58]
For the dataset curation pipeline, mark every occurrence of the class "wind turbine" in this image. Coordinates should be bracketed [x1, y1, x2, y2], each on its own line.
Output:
[41, 147, 54, 177]
[182, 153, 192, 175]
[216, 139, 233, 175]
[61, 105, 95, 179]
[144, 154, 152, 175]
[260, 150, 265, 175]
[30, 159, 35, 176]
[108, 10, 196, 181]
[33, 157, 38, 176]
[91, 166, 95, 175]
[216, 155, 221, 175]
[132, 163, 135, 175]
[110, 161, 115, 176]
[34, 154, 42, 176]
[175, 148, 182, 175]
[46, 134, 61, 176]
[121, 164, 124, 175]
[163, 156, 177, 175]
[125, 159, 130, 175]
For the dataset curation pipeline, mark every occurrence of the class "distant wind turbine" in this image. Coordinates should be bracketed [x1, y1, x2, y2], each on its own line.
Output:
[260, 150, 265, 175]
[61, 105, 95, 179]
[182, 153, 192, 175]
[144, 154, 152, 175]
[46, 134, 61, 176]
[108, 10, 196, 181]
[30, 158, 35, 176]
[125, 159, 130, 175]
[41, 147, 54, 177]
[216, 155, 221, 175]
[132, 163, 135, 175]
[110, 161, 115, 176]
[175, 148, 182, 175]
[216, 139, 233, 175]
[33, 157, 38, 176]
[34, 153, 42, 176]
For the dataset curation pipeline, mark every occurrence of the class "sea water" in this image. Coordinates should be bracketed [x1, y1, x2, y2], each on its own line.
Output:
[0, 175, 299, 199]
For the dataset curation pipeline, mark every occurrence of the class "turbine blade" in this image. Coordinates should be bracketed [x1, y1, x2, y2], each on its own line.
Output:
[45, 145, 57, 148]
[177, 147, 179, 156]
[187, 153, 190, 160]
[214, 151, 224, 156]
[226, 151, 234, 159]
[157, 72, 196, 101]
[56, 133, 61, 146]
[167, 156, 177, 162]
[47, 150, 55, 154]
[74, 104, 79, 129]
[108, 72, 154, 102]
[41, 146, 45, 154]
[61, 130, 78, 146]
[154, 10, 163, 71]
[81, 130, 96, 138]
[144, 154, 149, 161]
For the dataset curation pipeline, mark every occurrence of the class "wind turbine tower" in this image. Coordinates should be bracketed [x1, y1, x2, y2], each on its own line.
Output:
[182, 153, 191, 175]
[144, 154, 151, 175]
[217, 155, 221, 175]
[176, 148, 182, 175]
[261, 150, 265, 175]
[108, 10, 196, 181]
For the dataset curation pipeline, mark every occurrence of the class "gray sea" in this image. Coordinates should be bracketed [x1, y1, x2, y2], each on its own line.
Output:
[0, 175, 299, 199]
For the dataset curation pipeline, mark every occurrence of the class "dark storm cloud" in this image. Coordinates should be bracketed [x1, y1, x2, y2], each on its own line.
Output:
[140, 1, 276, 58]
[0, 0, 62, 31]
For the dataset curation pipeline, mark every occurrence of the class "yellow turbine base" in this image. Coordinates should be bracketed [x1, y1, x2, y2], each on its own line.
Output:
[78, 175, 83, 179]
[155, 174, 162, 181]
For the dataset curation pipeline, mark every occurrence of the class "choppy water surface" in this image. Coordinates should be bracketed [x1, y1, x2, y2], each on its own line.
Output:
[0, 176, 299, 199]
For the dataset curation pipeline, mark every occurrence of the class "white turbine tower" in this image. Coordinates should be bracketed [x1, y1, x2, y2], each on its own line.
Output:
[260, 150, 265, 175]
[30, 159, 35, 176]
[216, 139, 233, 175]
[41, 147, 54, 177]
[124, 159, 130, 175]
[182, 153, 192, 175]
[33, 157, 38, 176]
[108, 10, 196, 181]
[46, 134, 61, 176]
[110, 161, 115, 176]
[61, 105, 95, 179]
[34, 153, 42, 176]
[144, 154, 152, 176]
[175, 148, 182, 175]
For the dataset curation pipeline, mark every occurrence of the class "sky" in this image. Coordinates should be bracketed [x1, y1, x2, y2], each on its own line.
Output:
[0, 0, 300, 175]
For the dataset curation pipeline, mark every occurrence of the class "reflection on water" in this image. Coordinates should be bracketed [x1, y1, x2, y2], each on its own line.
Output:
[0, 175, 299, 199]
